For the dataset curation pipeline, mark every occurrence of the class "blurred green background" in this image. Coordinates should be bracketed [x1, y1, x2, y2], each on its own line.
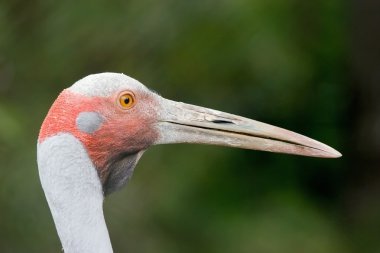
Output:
[1, 0, 379, 252]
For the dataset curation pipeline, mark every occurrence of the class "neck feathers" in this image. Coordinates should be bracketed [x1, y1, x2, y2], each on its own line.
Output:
[37, 133, 113, 253]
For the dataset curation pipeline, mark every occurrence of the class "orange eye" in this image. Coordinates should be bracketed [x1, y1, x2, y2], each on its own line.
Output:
[118, 92, 136, 109]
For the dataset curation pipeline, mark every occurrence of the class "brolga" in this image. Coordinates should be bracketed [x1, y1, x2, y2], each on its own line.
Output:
[37, 73, 341, 253]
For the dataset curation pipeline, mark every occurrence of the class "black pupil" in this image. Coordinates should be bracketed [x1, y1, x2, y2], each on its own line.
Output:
[124, 97, 130, 104]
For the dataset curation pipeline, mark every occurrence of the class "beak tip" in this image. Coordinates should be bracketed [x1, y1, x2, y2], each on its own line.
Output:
[324, 148, 342, 158]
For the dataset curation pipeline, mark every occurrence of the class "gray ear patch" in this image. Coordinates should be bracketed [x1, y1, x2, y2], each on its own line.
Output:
[76, 112, 104, 134]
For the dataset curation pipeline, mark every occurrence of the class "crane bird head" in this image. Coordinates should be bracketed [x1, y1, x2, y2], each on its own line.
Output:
[37, 73, 341, 252]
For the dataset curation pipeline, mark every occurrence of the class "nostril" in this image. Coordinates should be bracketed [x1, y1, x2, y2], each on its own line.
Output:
[211, 119, 234, 124]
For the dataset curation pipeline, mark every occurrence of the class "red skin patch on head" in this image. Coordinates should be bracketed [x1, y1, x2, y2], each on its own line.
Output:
[39, 89, 159, 182]
[39, 91, 102, 143]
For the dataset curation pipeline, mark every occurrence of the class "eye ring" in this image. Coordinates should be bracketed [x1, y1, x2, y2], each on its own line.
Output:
[117, 91, 136, 110]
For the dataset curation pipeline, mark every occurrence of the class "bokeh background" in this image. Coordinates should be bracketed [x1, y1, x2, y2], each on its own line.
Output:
[0, 0, 379, 252]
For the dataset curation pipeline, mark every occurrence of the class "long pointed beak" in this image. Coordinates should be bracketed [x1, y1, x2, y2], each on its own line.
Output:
[154, 98, 341, 158]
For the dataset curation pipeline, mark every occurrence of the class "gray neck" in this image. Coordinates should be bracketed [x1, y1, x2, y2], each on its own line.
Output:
[37, 133, 113, 253]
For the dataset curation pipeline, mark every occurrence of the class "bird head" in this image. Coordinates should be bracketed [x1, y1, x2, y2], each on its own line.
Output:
[39, 72, 341, 195]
